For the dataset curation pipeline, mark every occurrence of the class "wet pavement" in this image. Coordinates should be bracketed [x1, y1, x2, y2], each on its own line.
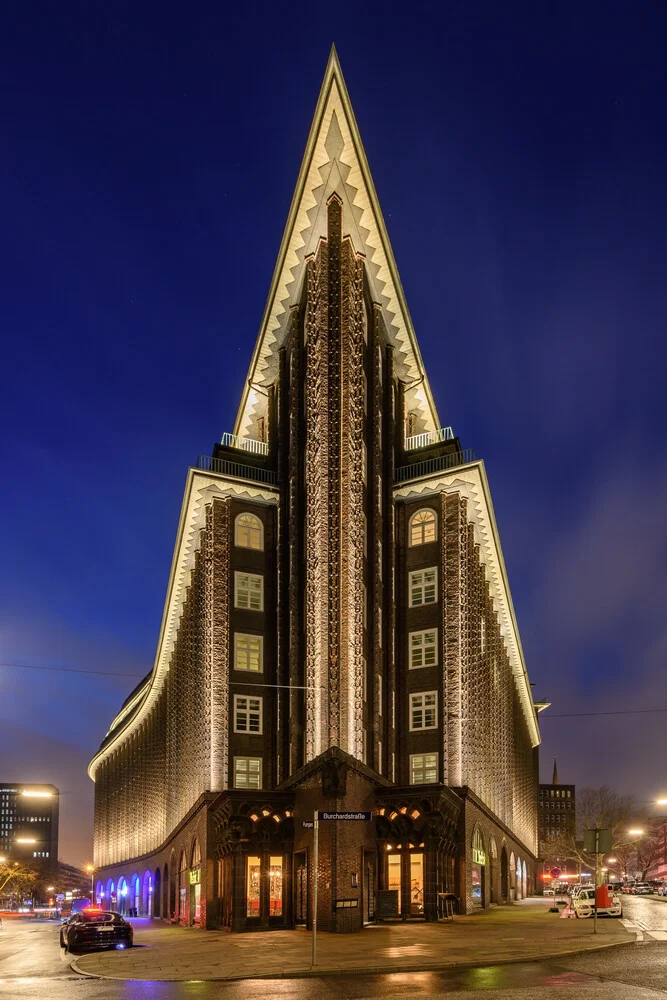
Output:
[1, 909, 667, 999]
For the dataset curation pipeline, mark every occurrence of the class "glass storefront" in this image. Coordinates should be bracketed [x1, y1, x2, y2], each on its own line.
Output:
[410, 853, 424, 915]
[388, 853, 402, 914]
[269, 856, 283, 916]
[471, 863, 483, 906]
[247, 856, 261, 918]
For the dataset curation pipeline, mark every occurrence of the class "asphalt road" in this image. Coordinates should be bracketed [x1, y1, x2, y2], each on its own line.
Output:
[1, 904, 666, 1000]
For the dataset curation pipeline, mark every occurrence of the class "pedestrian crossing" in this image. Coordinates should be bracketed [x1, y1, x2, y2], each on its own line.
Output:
[621, 919, 667, 942]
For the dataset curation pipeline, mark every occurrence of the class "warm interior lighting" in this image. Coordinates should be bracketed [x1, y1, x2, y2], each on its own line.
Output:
[262, 808, 271, 816]
[385, 844, 392, 851]
[21, 790, 52, 798]
[249, 813, 259, 822]
[272, 814, 281, 823]
[410, 809, 420, 820]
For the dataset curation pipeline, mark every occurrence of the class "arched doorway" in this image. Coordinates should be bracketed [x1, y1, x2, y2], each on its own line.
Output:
[500, 846, 508, 902]
[95, 880, 104, 905]
[190, 838, 202, 925]
[142, 871, 152, 916]
[105, 878, 115, 909]
[154, 867, 161, 918]
[178, 850, 188, 924]
[521, 860, 527, 899]
[131, 874, 140, 916]
[515, 856, 522, 900]
[163, 863, 170, 920]
[117, 876, 128, 915]
[471, 826, 486, 908]
[489, 837, 498, 903]
[169, 852, 177, 920]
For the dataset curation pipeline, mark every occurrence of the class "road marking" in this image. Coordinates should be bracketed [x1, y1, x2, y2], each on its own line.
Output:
[621, 918, 644, 942]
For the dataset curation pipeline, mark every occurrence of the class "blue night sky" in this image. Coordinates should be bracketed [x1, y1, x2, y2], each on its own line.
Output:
[2, 2, 666, 866]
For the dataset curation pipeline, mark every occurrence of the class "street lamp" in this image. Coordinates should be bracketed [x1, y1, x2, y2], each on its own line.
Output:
[628, 829, 644, 836]
[656, 799, 667, 806]
[85, 863, 95, 902]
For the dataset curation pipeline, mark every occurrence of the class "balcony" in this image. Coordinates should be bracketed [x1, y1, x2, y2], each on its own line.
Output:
[220, 432, 269, 457]
[195, 455, 278, 486]
[404, 426, 454, 451]
[394, 448, 476, 484]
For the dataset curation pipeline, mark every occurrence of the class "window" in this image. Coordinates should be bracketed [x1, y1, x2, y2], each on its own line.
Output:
[234, 634, 263, 672]
[409, 508, 437, 546]
[409, 568, 437, 606]
[391, 752, 396, 782]
[409, 691, 438, 730]
[377, 606, 382, 643]
[377, 474, 382, 514]
[378, 676, 383, 716]
[409, 629, 438, 668]
[234, 757, 262, 789]
[235, 572, 263, 611]
[234, 695, 263, 734]
[235, 512, 263, 550]
[410, 752, 437, 784]
[378, 539, 382, 580]
[378, 741, 383, 773]
[362, 441, 367, 484]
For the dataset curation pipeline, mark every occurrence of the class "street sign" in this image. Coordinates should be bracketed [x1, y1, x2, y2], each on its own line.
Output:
[302, 820, 314, 829]
[316, 811, 371, 821]
[550, 867, 562, 879]
[583, 829, 612, 854]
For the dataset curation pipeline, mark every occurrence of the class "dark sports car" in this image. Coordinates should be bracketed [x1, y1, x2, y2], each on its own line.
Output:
[60, 908, 133, 951]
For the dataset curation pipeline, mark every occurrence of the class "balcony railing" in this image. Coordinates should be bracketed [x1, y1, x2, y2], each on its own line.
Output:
[405, 426, 454, 451]
[195, 455, 278, 486]
[220, 431, 269, 456]
[394, 448, 476, 483]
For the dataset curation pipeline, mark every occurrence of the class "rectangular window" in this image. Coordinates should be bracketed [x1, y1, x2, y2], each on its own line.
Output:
[234, 695, 263, 734]
[269, 856, 283, 916]
[378, 539, 383, 580]
[234, 633, 263, 672]
[362, 441, 367, 484]
[378, 740, 383, 774]
[378, 675, 383, 717]
[391, 690, 396, 728]
[409, 568, 437, 607]
[234, 757, 262, 789]
[391, 752, 396, 782]
[377, 606, 382, 644]
[409, 691, 438, 730]
[377, 474, 382, 514]
[234, 572, 264, 611]
[409, 629, 438, 668]
[247, 856, 260, 918]
[410, 752, 438, 784]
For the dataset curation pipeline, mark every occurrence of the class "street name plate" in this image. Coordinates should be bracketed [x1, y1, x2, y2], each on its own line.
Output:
[316, 811, 372, 821]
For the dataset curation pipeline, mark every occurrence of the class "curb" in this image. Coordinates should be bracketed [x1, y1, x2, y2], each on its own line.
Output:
[70, 936, 635, 982]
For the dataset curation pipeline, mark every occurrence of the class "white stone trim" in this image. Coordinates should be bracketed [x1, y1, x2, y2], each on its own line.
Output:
[394, 460, 540, 747]
[89, 469, 278, 779]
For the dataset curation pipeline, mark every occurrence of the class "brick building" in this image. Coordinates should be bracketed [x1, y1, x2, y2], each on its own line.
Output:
[89, 50, 541, 931]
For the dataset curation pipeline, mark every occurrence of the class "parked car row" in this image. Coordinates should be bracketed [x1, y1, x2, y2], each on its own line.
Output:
[620, 881, 667, 895]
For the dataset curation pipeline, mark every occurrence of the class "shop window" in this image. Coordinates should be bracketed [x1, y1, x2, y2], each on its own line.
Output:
[410, 752, 437, 784]
[235, 512, 264, 550]
[387, 853, 401, 914]
[234, 572, 264, 611]
[247, 857, 260, 918]
[410, 854, 424, 914]
[409, 508, 437, 546]
[409, 568, 437, 607]
[269, 856, 283, 916]
[234, 695, 263, 734]
[409, 629, 438, 668]
[234, 633, 263, 672]
[409, 692, 438, 731]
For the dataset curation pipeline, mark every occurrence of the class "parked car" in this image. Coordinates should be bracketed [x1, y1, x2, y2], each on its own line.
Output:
[572, 887, 622, 918]
[60, 909, 133, 952]
[633, 883, 653, 896]
[661, 883, 667, 897]
[543, 887, 554, 896]
[621, 883, 635, 894]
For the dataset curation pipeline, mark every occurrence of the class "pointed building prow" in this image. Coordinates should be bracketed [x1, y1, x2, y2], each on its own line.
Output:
[552, 756, 560, 785]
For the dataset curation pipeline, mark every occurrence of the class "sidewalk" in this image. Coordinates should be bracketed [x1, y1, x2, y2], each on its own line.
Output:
[72, 898, 634, 981]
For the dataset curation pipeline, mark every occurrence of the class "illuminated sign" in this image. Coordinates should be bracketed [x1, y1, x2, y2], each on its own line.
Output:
[189, 869, 200, 885]
[472, 848, 486, 865]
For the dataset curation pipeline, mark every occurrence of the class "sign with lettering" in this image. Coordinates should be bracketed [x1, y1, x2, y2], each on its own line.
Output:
[376, 889, 399, 918]
[316, 811, 371, 821]
[188, 868, 201, 885]
[472, 848, 486, 865]
[302, 821, 314, 829]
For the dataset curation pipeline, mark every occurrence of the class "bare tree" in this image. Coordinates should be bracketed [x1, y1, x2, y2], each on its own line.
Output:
[0, 860, 39, 895]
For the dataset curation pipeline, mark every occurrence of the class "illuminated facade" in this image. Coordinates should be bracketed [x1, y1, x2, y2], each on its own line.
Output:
[90, 51, 540, 930]
[0, 783, 59, 878]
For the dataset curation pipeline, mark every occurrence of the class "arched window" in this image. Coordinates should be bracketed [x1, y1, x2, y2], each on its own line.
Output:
[489, 836, 498, 859]
[191, 836, 201, 868]
[472, 826, 486, 865]
[409, 508, 437, 547]
[235, 512, 263, 550]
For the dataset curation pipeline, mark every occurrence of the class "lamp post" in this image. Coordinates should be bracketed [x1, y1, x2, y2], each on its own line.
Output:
[85, 864, 95, 903]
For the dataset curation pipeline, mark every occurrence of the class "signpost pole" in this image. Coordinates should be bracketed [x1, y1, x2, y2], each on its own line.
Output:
[593, 830, 599, 935]
[311, 809, 318, 967]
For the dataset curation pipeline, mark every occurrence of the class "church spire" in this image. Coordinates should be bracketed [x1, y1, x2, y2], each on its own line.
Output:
[552, 756, 560, 785]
